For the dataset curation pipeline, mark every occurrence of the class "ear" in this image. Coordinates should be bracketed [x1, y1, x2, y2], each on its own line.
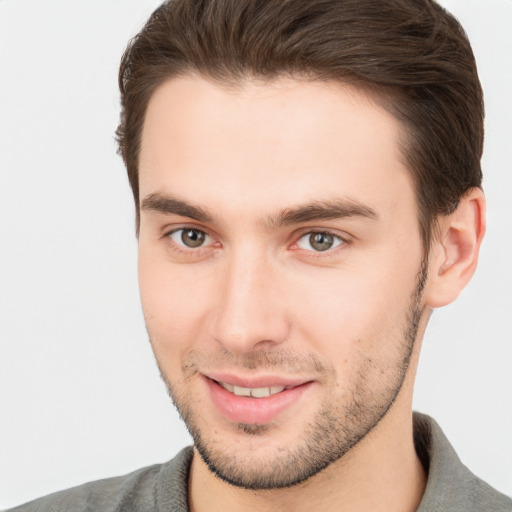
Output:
[423, 188, 486, 308]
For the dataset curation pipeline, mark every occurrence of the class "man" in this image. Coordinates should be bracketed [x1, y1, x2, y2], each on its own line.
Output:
[7, 0, 511, 510]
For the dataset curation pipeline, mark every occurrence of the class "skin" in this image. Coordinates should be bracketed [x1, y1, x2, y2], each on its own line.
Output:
[137, 76, 485, 512]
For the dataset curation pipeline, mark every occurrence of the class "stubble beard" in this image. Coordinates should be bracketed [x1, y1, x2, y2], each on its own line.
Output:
[155, 264, 428, 490]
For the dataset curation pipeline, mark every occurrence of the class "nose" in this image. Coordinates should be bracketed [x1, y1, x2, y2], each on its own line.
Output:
[211, 248, 290, 354]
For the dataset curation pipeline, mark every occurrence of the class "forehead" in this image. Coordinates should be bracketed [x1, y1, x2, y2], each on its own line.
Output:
[138, 75, 414, 221]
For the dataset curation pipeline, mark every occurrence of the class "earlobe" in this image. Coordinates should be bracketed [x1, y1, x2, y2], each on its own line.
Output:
[424, 188, 486, 308]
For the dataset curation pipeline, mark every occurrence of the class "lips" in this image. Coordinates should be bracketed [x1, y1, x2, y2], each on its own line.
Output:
[204, 374, 313, 425]
[218, 381, 286, 398]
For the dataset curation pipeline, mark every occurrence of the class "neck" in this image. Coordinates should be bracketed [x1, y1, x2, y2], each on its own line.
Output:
[188, 405, 426, 512]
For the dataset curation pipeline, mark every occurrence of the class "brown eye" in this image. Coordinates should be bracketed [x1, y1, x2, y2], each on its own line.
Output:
[169, 228, 210, 248]
[309, 233, 334, 251]
[297, 232, 343, 252]
[181, 229, 205, 247]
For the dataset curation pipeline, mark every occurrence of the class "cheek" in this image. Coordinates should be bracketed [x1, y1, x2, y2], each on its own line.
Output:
[138, 250, 213, 358]
[288, 258, 419, 353]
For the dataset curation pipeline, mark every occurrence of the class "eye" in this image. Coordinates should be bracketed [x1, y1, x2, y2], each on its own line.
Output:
[296, 231, 344, 252]
[169, 228, 212, 248]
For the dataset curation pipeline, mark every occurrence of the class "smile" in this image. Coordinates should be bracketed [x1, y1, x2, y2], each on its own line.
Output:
[217, 381, 286, 398]
[204, 375, 314, 424]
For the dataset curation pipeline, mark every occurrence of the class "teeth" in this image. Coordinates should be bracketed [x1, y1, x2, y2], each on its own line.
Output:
[233, 385, 252, 397]
[219, 382, 286, 398]
[222, 382, 234, 393]
[250, 387, 271, 398]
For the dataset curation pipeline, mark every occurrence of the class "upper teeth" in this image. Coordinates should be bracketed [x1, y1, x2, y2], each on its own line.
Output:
[220, 382, 285, 398]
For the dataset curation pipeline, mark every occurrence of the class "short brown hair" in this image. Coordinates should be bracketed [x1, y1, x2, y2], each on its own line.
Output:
[116, 0, 484, 251]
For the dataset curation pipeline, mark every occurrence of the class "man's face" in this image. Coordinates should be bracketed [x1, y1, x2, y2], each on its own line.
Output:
[138, 76, 428, 489]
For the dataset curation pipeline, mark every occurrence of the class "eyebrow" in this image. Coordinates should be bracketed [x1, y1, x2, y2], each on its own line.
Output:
[140, 193, 378, 227]
[268, 200, 378, 228]
[141, 193, 214, 222]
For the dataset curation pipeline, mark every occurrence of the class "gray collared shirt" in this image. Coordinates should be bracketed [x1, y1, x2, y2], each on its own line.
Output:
[7, 413, 512, 511]
[414, 413, 511, 511]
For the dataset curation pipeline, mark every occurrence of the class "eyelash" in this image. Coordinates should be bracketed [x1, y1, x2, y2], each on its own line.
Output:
[292, 230, 347, 255]
[163, 226, 215, 257]
[162, 226, 349, 258]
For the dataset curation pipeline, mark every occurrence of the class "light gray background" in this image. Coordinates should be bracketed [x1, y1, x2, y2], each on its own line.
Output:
[0, 0, 510, 508]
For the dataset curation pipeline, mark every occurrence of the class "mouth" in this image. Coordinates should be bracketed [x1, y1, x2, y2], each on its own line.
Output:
[203, 374, 314, 425]
[216, 380, 289, 398]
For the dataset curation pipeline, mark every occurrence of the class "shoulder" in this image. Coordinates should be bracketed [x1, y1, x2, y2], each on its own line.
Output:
[6, 447, 194, 512]
[414, 413, 512, 512]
